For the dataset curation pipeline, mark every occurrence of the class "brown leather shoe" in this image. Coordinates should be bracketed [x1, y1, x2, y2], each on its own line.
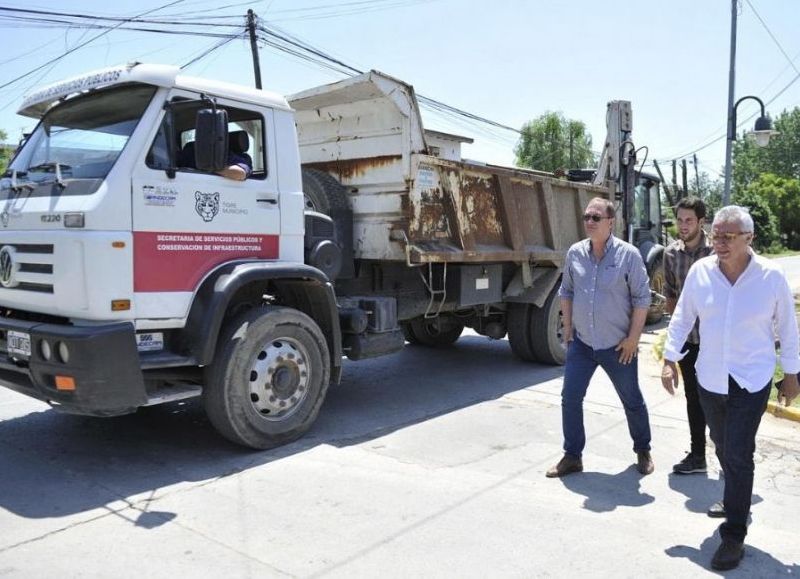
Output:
[546, 454, 583, 478]
[636, 451, 654, 475]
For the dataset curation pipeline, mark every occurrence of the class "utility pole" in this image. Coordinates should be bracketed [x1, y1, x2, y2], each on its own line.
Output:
[693, 153, 701, 194]
[671, 159, 679, 200]
[653, 159, 676, 217]
[681, 159, 688, 198]
[722, 0, 738, 205]
[247, 9, 262, 89]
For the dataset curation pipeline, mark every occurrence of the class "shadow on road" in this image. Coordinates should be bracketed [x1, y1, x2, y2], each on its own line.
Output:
[558, 467, 655, 512]
[0, 335, 564, 521]
[666, 533, 800, 576]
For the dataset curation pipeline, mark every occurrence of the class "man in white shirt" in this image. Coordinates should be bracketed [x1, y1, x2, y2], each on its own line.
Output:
[661, 205, 800, 571]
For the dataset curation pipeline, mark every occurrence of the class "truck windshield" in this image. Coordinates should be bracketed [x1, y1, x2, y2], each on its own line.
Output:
[4, 84, 156, 191]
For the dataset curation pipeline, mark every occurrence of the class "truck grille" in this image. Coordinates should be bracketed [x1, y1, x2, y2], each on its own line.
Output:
[0, 243, 54, 293]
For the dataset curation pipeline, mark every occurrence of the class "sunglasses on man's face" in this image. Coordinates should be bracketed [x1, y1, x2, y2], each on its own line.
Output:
[583, 213, 608, 222]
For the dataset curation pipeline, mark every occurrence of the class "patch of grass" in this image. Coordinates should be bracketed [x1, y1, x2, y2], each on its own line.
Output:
[652, 331, 666, 361]
[764, 249, 800, 258]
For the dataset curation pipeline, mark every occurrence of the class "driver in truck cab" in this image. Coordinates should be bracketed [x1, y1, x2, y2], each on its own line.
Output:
[177, 129, 253, 181]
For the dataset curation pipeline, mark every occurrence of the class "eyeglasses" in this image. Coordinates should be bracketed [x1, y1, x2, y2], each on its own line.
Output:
[709, 232, 749, 244]
[583, 214, 609, 222]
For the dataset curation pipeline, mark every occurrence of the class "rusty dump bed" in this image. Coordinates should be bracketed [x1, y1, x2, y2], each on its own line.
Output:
[289, 71, 612, 266]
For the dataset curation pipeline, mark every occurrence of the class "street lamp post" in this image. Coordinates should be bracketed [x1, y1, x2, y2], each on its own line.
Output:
[722, 95, 777, 205]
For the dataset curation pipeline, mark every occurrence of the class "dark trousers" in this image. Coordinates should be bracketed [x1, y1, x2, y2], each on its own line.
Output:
[561, 337, 652, 457]
[677, 342, 707, 456]
[698, 376, 770, 543]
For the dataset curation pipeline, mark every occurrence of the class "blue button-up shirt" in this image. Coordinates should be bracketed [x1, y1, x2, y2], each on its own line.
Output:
[559, 235, 651, 350]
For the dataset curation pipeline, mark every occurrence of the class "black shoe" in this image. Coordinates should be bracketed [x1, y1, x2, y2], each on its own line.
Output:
[636, 451, 654, 475]
[672, 452, 707, 474]
[707, 501, 726, 518]
[711, 539, 744, 570]
[546, 455, 583, 478]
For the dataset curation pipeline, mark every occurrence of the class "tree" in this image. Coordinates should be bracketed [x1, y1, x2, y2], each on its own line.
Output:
[732, 106, 800, 192]
[732, 188, 780, 252]
[744, 173, 800, 249]
[685, 170, 724, 214]
[0, 129, 9, 175]
[514, 111, 594, 172]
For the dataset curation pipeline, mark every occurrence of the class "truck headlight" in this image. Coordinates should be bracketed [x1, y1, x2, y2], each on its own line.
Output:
[57, 341, 70, 364]
[40, 339, 52, 361]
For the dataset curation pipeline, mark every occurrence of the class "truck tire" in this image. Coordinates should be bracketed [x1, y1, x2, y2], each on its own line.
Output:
[405, 316, 464, 347]
[646, 255, 665, 325]
[507, 303, 537, 361]
[203, 306, 331, 449]
[529, 287, 566, 365]
[301, 168, 349, 216]
[401, 322, 420, 344]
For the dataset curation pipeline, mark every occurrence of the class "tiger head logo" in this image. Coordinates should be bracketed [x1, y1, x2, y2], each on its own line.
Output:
[195, 192, 219, 222]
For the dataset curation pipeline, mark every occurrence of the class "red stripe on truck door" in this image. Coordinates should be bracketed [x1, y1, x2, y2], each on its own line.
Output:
[133, 231, 279, 292]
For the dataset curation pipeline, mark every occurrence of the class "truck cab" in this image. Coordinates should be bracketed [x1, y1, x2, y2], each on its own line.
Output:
[0, 64, 341, 440]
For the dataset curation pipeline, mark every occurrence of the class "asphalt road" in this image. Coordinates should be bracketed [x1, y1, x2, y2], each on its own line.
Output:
[0, 322, 798, 578]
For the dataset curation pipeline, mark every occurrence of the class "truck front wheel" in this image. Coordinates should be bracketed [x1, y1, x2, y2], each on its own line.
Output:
[204, 306, 331, 449]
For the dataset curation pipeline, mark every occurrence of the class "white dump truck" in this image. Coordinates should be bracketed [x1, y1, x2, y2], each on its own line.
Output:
[0, 63, 665, 448]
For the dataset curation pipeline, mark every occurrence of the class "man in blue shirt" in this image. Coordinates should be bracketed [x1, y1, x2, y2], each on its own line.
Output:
[547, 197, 654, 478]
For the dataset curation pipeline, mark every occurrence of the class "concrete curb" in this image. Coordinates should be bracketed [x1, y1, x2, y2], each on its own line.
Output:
[766, 401, 800, 422]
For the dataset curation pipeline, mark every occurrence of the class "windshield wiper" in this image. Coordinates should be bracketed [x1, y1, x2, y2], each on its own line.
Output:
[27, 162, 70, 189]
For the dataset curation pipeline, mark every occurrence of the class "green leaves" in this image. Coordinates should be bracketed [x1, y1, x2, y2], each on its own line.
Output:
[732, 107, 800, 250]
[514, 111, 594, 172]
[0, 129, 9, 176]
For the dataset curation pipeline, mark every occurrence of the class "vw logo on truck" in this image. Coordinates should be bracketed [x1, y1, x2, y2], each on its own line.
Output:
[0, 246, 19, 288]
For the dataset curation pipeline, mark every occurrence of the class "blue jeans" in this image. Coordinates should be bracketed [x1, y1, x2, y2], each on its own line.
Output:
[698, 376, 770, 543]
[561, 337, 652, 457]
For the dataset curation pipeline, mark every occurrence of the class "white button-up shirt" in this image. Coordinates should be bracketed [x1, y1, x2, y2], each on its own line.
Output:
[664, 252, 800, 394]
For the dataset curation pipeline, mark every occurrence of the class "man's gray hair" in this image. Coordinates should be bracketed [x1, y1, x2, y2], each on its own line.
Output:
[712, 205, 754, 233]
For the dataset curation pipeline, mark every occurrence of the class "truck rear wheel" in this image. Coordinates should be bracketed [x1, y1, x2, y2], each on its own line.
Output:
[404, 316, 464, 347]
[507, 287, 566, 365]
[507, 303, 537, 361]
[203, 306, 331, 449]
[529, 287, 566, 365]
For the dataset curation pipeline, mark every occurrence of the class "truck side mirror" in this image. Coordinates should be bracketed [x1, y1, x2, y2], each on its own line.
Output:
[194, 108, 228, 172]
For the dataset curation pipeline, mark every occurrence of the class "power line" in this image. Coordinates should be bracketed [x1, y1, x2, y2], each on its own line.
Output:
[181, 31, 246, 69]
[0, 0, 187, 91]
[745, 0, 800, 75]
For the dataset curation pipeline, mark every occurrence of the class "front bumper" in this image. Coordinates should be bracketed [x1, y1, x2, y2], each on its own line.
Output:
[0, 317, 147, 416]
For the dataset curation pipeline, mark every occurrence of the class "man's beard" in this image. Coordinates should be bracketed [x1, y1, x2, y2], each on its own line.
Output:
[680, 229, 700, 243]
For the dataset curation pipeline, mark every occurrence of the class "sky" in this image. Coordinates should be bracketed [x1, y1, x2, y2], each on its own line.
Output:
[1, 0, 799, 182]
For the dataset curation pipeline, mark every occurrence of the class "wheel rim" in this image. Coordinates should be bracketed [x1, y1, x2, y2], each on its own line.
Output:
[248, 337, 311, 421]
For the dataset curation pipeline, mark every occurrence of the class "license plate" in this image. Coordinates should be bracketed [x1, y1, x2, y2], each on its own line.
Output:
[7, 330, 31, 358]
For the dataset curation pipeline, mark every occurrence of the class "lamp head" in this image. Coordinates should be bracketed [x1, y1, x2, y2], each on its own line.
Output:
[749, 115, 777, 147]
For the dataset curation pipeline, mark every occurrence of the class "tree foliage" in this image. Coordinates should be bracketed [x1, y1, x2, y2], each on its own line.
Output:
[0, 129, 9, 175]
[514, 111, 594, 172]
[732, 107, 800, 192]
[732, 188, 780, 252]
[744, 173, 800, 249]
[730, 107, 800, 249]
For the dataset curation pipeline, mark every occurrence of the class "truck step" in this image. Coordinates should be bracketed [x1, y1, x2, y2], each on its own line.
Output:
[140, 352, 198, 369]
[143, 382, 202, 406]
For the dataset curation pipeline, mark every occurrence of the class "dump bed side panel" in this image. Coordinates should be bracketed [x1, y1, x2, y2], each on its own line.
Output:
[405, 155, 614, 265]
